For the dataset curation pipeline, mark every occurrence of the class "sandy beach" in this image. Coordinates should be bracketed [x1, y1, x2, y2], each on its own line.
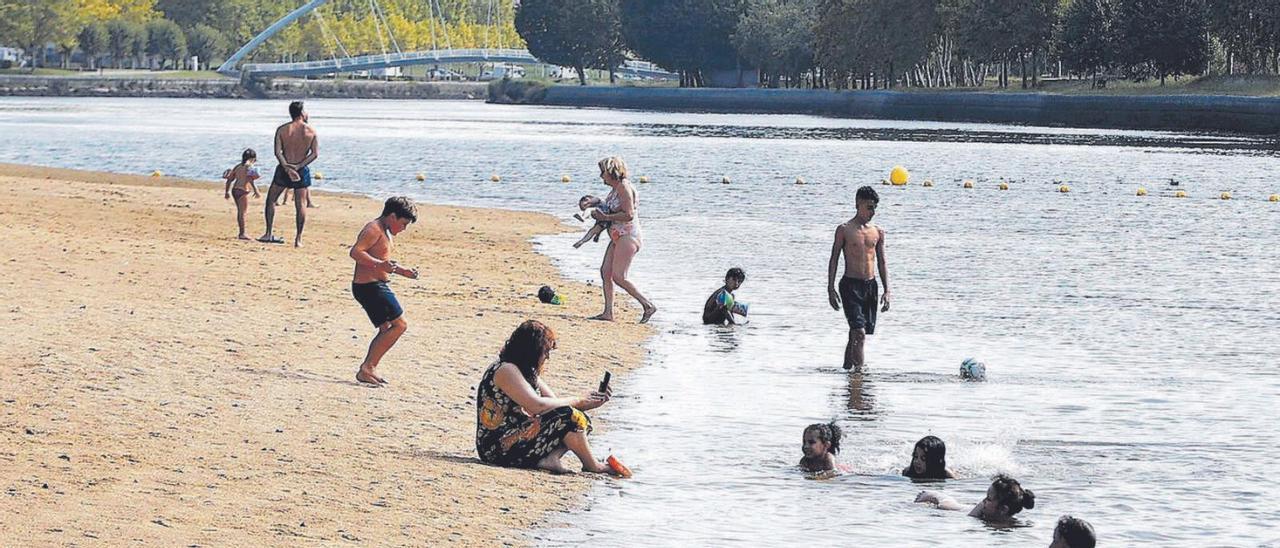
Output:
[0, 163, 649, 546]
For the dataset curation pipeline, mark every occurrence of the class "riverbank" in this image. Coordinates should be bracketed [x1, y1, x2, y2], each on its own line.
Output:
[0, 163, 649, 545]
[528, 85, 1280, 133]
[0, 75, 488, 99]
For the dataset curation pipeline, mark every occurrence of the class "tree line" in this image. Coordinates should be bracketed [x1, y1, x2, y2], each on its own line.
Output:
[0, 0, 522, 70]
[515, 0, 1280, 88]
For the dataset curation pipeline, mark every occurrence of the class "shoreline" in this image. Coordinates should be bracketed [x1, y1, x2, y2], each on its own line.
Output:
[0, 75, 488, 100]
[0, 163, 650, 545]
[529, 85, 1280, 134]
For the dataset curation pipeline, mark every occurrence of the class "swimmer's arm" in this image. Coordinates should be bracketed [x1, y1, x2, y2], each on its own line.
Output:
[915, 490, 965, 511]
[827, 226, 844, 309]
[877, 228, 890, 311]
[349, 225, 392, 272]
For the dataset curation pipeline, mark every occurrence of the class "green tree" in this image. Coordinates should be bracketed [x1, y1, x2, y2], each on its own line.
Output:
[815, 0, 937, 88]
[107, 19, 147, 68]
[186, 23, 229, 69]
[621, 0, 746, 86]
[734, 0, 817, 87]
[515, 0, 625, 85]
[78, 22, 110, 70]
[146, 18, 187, 69]
[1059, 0, 1114, 79]
[1, 0, 75, 69]
[1115, 0, 1210, 84]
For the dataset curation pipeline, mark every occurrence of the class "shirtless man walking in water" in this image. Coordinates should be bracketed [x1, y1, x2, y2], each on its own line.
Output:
[349, 197, 419, 385]
[827, 185, 891, 372]
[260, 101, 318, 247]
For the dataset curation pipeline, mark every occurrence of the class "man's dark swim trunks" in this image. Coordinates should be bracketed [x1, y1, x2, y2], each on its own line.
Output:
[838, 276, 878, 334]
[352, 281, 403, 327]
[272, 164, 311, 189]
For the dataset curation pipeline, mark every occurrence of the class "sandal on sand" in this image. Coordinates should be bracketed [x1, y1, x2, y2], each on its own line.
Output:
[257, 236, 284, 244]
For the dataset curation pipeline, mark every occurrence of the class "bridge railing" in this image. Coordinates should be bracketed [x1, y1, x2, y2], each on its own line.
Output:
[243, 48, 537, 75]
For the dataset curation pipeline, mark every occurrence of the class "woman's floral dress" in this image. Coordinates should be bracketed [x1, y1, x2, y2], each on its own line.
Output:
[475, 361, 592, 468]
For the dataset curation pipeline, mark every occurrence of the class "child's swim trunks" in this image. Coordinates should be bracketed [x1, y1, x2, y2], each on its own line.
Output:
[838, 276, 878, 334]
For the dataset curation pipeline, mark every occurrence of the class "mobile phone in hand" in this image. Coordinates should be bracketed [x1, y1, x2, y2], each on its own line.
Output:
[598, 371, 612, 393]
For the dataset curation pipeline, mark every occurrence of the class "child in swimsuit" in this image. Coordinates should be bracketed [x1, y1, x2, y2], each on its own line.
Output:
[799, 422, 851, 475]
[572, 194, 614, 248]
[223, 148, 261, 240]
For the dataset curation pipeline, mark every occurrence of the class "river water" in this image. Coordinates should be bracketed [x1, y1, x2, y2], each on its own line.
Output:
[2, 97, 1278, 547]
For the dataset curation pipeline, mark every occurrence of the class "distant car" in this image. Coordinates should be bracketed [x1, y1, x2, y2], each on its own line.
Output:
[427, 67, 464, 81]
[479, 64, 526, 81]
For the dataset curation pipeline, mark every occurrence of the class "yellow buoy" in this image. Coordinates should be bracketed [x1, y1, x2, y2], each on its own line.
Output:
[923, 180, 934, 187]
[998, 182, 1009, 191]
[1269, 194, 1279, 202]
[794, 177, 806, 185]
[889, 165, 909, 185]
[313, 171, 324, 180]
[962, 180, 974, 189]
[490, 174, 501, 182]
[1174, 190, 1187, 198]
[561, 175, 571, 183]
[416, 172, 426, 181]
[1136, 187, 1147, 196]
[1220, 191, 1231, 200]
[150, 170, 162, 177]
[721, 176, 731, 184]
[1059, 185, 1071, 193]
[639, 176, 650, 184]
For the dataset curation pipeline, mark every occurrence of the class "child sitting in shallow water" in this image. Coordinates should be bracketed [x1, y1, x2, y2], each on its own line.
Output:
[799, 422, 848, 474]
[902, 435, 959, 480]
[915, 473, 1036, 522]
[572, 194, 614, 248]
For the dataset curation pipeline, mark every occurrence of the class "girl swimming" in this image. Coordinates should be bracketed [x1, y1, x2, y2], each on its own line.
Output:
[902, 435, 959, 480]
[915, 474, 1036, 522]
[799, 422, 844, 473]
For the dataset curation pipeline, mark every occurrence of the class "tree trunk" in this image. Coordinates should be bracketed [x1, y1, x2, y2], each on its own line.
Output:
[576, 65, 586, 85]
[1020, 52, 1027, 89]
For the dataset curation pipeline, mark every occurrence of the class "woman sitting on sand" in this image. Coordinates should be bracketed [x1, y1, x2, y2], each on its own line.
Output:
[475, 320, 622, 475]
[589, 156, 657, 324]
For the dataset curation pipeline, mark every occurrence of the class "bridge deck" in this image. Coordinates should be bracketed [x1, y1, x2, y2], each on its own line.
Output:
[239, 48, 673, 79]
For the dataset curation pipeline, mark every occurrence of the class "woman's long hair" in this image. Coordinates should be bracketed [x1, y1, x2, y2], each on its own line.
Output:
[499, 320, 557, 384]
[905, 435, 949, 479]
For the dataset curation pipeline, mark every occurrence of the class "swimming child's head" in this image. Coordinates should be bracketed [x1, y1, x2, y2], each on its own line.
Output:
[241, 148, 257, 164]
[380, 196, 418, 235]
[976, 474, 1035, 521]
[802, 422, 842, 459]
[1051, 515, 1096, 548]
[855, 185, 879, 220]
[724, 267, 746, 291]
[597, 156, 628, 184]
[907, 435, 949, 479]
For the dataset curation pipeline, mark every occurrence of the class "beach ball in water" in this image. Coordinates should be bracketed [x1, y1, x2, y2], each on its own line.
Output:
[717, 291, 735, 308]
[960, 358, 987, 381]
[890, 166, 909, 185]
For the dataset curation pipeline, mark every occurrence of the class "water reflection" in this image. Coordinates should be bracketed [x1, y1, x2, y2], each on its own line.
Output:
[845, 372, 877, 416]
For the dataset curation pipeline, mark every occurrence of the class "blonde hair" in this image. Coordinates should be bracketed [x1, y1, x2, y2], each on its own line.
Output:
[598, 156, 629, 182]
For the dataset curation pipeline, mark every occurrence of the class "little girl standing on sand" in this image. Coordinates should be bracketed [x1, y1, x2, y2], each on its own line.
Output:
[223, 149, 261, 240]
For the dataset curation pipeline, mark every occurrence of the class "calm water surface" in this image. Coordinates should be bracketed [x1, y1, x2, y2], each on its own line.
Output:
[2, 98, 1278, 547]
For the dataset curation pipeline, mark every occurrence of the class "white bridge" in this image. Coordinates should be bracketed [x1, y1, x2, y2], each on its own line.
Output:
[217, 0, 672, 80]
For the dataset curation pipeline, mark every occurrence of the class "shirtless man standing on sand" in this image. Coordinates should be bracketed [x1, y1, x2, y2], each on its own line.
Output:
[260, 101, 318, 247]
[827, 185, 891, 372]
[350, 197, 419, 386]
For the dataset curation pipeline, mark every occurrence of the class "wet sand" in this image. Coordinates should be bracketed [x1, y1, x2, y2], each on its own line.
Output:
[0, 163, 649, 545]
